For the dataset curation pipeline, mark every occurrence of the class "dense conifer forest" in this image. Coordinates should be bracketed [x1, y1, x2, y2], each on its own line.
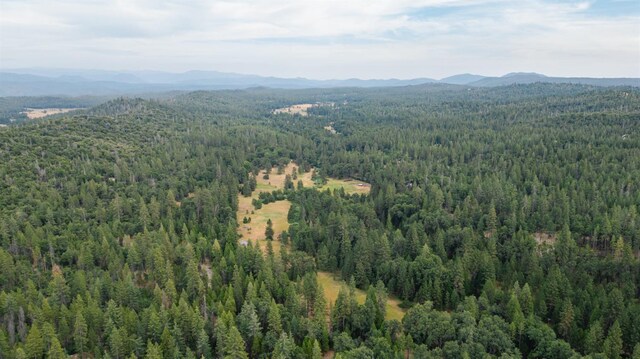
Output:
[0, 83, 639, 358]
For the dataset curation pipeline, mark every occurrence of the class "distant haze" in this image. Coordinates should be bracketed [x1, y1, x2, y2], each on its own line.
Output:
[1, 69, 638, 97]
[1, 0, 639, 79]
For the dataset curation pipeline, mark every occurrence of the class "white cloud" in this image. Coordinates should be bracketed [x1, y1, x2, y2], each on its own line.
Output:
[0, 0, 638, 78]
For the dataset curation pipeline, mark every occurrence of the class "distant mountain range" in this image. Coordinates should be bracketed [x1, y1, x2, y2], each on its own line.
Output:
[439, 73, 489, 85]
[467, 72, 640, 87]
[1, 69, 638, 96]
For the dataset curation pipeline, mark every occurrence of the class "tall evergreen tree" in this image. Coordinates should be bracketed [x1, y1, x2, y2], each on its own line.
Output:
[74, 312, 88, 357]
[24, 326, 44, 359]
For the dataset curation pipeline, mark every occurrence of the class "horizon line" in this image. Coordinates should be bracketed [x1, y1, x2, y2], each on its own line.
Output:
[3, 68, 639, 82]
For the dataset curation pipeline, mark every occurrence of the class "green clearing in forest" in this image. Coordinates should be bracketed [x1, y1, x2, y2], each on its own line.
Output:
[315, 178, 371, 195]
[317, 272, 405, 321]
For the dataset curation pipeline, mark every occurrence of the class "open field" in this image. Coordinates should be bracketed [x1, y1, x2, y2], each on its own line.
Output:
[238, 199, 290, 254]
[238, 163, 369, 250]
[237, 161, 312, 253]
[317, 272, 405, 321]
[21, 108, 82, 119]
[254, 161, 369, 195]
[273, 102, 335, 117]
[256, 162, 315, 189]
[317, 178, 371, 195]
[273, 104, 315, 116]
[235, 162, 402, 325]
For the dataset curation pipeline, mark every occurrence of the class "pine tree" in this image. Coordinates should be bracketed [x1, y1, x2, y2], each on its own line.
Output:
[584, 321, 604, 355]
[267, 301, 283, 335]
[108, 327, 128, 359]
[24, 325, 44, 359]
[265, 219, 274, 240]
[519, 284, 534, 317]
[0, 329, 10, 359]
[145, 341, 163, 359]
[506, 292, 525, 338]
[284, 175, 294, 191]
[558, 299, 574, 339]
[237, 301, 261, 344]
[48, 273, 70, 307]
[185, 259, 203, 301]
[232, 266, 245, 311]
[196, 328, 212, 359]
[272, 332, 296, 359]
[47, 337, 66, 359]
[613, 236, 625, 259]
[331, 288, 351, 333]
[312, 340, 322, 359]
[241, 182, 252, 197]
[39, 323, 56, 356]
[74, 312, 88, 357]
[139, 198, 150, 229]
[160, 327, 177, 359]
[148, 309, 163, 343]
[15, 348, 26, 359]
[224, 326, 248, 359]
[603, 321, 623, 359]
[488, 201, 497, 233]
[302, 274, 319, 315]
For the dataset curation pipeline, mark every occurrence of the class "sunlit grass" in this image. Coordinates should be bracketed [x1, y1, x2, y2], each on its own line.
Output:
[317, 272, 405, 321]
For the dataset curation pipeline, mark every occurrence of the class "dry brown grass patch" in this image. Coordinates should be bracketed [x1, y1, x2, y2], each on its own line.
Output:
[317, 272, 405, 321]
[22, 108, 82, 119]
[318, 178, 371, 195]
[273, 104, 315, 116]
[237, 200, 291, 253]
[256, 161, 314, 190]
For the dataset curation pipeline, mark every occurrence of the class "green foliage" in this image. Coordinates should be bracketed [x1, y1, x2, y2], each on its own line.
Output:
[1, 84, 639, 358]
[74, 312, 88, 355]
[47, 337, 66, 359]
[224, 326, 248, 359]
[604, 321, 623, 359]
[24, 326, 44, 359]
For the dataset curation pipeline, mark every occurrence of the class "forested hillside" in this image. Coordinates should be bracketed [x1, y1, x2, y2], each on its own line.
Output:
[0, 97, 108, 124]
[0, 84, 639, 358]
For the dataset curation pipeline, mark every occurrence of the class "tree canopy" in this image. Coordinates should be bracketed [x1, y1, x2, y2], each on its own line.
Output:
[0, 83, 639, 358]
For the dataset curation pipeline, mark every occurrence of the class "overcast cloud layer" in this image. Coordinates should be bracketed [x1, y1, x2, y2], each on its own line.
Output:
[1, 0, 639, 79]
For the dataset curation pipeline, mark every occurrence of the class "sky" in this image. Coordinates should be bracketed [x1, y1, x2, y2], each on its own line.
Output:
[1, 0, 639, 79]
